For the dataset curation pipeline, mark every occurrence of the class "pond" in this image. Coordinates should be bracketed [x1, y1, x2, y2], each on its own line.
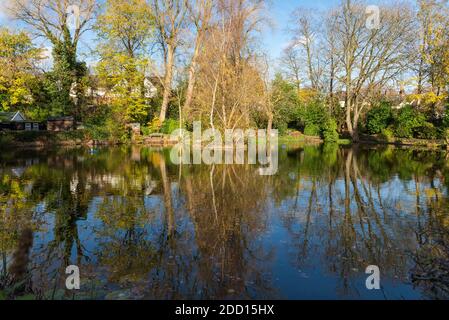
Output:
[0, 144, 448, 300]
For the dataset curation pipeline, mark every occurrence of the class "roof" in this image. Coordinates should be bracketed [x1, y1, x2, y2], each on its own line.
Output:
[0, 111, 26, 122]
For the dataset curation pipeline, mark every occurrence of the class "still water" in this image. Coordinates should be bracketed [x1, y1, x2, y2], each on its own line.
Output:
[0, 144, 448, 300]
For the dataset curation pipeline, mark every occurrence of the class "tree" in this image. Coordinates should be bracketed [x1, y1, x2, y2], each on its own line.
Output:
[182, 0, 213, 115]
[288, 9, 323, 91]
[96, 0, 154, 59]
[152, 0, 188, 124]
[269, 73, 301, 133]
[416, 0, 449, 96]
[280, 44, 302, 93]
[95, 0, 154, 123]
[333, 0, 416, 141]
[0, 28, 42, 113]
[191, 0, 267, 130]
[9, 0, 96, 118]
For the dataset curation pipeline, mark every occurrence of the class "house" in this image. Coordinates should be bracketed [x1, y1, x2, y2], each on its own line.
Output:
[0, 111, 42, 131]
[0, 111, 26, 122]
[77, 76, 158, 104]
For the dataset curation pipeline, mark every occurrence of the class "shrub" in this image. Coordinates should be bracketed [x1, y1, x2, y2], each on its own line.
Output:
[141, 125, 151, 136]
[415, 122, 438, 139]
[301, 100, 328, 128]
[322, 119, 339, 143]
[275, 122, 288, 136]
[379, 127, 394, 142]
[161, 119, 181, 134]
[393, 106, 426, 138]
[300, 99, 332, 137]
[83, 107, 128, 143]
[366, 102, 393, 134]
[304, 123, 321, 136]
[148, 117, 161, 133]
[443, 106, 449, 128]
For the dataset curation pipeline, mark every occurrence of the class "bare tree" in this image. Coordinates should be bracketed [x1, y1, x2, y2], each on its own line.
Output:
[333, 0, 416, 141]
[192, 0, 267, 130]
[152, 0, 188, 124]
[280, 44, 302, 93]
[182, 0, 213, 115]
[288, 9, 323, 91]
[8, 0, 96, 47]
[323, 10, 339, 100]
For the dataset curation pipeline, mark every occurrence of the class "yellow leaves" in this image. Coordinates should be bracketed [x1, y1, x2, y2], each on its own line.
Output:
[0, 29, 41, 112]
[424, 188, 442, 199]
[95, 0, 154, 56]
[408, 92, 447, 104]
[297, 88, 319, 105]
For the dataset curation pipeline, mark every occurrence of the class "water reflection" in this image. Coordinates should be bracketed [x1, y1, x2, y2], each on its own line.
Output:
[0, 145, 448, 299]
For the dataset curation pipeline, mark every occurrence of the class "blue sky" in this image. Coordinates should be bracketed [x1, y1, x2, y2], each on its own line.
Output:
[263, 0, 341, 60]
[0, 0, 343, 63]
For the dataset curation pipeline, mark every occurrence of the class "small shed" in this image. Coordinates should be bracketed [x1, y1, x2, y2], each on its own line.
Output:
[0, 111, 41, 131]
[0, 111, 26, 122]
[47, 116, 75, 131]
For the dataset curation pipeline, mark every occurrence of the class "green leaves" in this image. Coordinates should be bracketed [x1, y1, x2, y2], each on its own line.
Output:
[0, 29, 43, 113]
[393, 106, 428, 138]
[366, 102, 393, 135]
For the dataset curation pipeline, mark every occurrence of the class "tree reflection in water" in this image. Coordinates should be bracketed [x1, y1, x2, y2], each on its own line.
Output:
[0, 145, 448, 299]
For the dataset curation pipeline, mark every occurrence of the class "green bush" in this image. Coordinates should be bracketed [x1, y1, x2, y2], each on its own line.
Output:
[301, 100, 328, 128]
[379, 127, 394, 142]
[443, 106, 449, 128]
[415, 122, 438, 139]
[161, 119, 181, 134]
[84, 109, 128, 143]
[322, 119, 339, 143]
[393, 106, 426, 138]
[141, 125, 151, 136]
[275, 121, 288, 136]
[366, 102, 393, 134]
[148, 117, 161, 133]
[300, 99, 332, 137]
[304, 123, 321, 136]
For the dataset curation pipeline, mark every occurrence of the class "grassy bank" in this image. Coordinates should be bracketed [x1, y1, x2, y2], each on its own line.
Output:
[1, 130, 447, 150]
[359, 134, 448, 149]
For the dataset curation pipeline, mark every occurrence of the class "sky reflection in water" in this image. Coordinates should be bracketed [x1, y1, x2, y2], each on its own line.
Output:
[1, 145, 448, 300]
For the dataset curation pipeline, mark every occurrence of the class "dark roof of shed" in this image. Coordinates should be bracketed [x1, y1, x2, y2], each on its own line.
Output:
[0, 112, 17, 121]
[0, 111, 26, 122]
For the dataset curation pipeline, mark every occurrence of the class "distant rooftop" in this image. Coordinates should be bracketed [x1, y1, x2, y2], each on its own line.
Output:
[0, 111, 26, 122]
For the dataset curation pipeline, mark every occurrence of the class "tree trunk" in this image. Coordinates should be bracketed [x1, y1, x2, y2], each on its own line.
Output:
[267, 113, 273, 138]
[352, 106, 360, 143]
[159, 44, 175, 123]
[182, 36, 201, 114]
[345, 99, 354, 138]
